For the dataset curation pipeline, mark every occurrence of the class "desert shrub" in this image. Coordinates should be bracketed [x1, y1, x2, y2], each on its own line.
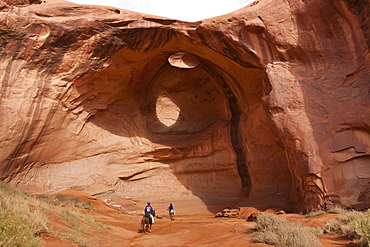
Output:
[57, 205, 97, 235]
[347, 210, 367, 221]
[60, 207, 81, 226]
[243, 229, 256, 234]
[0, 183, 47, 246]
[38, 193, 94, 210]
[84, 214, 104, 232]
[105, 224, 115, 230]
[252, 213, 322, 247]
[58, 231, 88, 247]
[324, 217, 351, 235]
[305, 210, 327, 218]
[307, 226, 325, 237]
[0, 209, 45, 247]
[348, 210, 370, 246]
[325, 209, 370, 246]
[0, 183, 51, 231]
[328, 206, 347, 214]
[0, 182, 112, 245]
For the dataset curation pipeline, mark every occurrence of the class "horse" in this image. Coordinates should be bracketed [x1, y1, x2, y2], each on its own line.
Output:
[141, 210, 155, 233]
[141, 214, 152, 233]
[169, 209, 175, 221]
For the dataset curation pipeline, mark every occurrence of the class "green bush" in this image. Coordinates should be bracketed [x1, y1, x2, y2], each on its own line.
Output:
[252, 213, 322, 247]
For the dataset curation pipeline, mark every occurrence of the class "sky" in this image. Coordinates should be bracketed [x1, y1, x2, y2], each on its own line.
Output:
[68, 0, 255, 22]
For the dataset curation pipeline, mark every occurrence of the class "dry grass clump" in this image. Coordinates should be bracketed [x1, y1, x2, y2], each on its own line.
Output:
[57, 231, 88, 247]
[305, 210, 327, 218]
[252, 213, 322, 247]
[328, 206, 347, 214]
[36, 194, 94, 210]
[0, 182, 112, 246]
[0, 209, 45, 247]
[0, 183, 49, 246]
[325, 209, 370, 246]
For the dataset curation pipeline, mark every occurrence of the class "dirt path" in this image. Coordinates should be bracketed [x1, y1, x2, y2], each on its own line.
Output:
[41, 190, 357, 247]
[90, 213, 269, 247]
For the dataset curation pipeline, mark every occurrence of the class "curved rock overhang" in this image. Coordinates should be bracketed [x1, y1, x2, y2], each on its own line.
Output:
[0, 4, 293, 207]
[68, 27, 284, 199]
[1, 0, 369, 213]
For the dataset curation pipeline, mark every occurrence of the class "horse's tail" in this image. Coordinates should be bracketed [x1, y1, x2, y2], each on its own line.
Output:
[141, 217, 144, 229]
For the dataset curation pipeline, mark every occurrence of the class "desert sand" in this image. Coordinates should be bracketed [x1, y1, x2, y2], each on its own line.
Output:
[41, 190, 356, 247]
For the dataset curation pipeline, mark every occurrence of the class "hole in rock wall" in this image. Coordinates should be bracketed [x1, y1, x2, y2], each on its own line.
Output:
[135, 52, 253, 199]
[143, 55, 230, 143]
[155, 94, 180, 127]
[68, 47, 291, 208]
[168, 52, 200, 69]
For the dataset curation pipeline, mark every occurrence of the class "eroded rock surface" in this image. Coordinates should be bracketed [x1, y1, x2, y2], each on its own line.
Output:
[0, 0, 369, 212]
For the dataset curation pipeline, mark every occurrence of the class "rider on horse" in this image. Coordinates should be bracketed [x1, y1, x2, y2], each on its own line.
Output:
[167, 203, 175, 220]
[144, 202, 155, 224]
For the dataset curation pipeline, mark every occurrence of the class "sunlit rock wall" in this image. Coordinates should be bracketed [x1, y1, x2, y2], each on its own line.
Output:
[0, 0, 368, 212]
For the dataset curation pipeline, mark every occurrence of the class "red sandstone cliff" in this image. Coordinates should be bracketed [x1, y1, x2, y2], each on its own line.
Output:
[0, 0, 369, 212]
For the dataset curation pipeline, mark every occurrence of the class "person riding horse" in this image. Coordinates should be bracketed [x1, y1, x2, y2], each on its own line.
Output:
[141, 202, 155, 232]
[144, 202, 155, 224]
[167, 203, 175, 221]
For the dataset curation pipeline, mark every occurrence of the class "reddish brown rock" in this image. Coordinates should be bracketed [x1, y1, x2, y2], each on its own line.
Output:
[238, 207, 263, 221]
[0, 0, 369, 213]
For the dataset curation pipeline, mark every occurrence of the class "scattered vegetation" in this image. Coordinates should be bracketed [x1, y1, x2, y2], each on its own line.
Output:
[0, 209, 45, 247]
[252, 213, 322, 247]
[324, 209, 370, 246]
[305, 210, 327, 218]
[0, 182, 113, 246]
[250, 208, 370, 247]
[243, 228, 256, 234]
[36, 193, 94, 210]
[2, 181, 369, 247]
[0, 183, 48, 247]
[328, 206, 347, 214]
[58, 231, 88, 247]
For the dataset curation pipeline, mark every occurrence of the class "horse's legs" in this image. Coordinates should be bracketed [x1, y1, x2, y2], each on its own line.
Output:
[146, 223, 150, 233]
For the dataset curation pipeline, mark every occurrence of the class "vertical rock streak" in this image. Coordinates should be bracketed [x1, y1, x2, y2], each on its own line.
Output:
[202, 61, 251, 195]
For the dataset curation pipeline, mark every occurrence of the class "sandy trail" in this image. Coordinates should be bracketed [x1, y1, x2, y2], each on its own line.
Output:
[42, 190, 356, 247]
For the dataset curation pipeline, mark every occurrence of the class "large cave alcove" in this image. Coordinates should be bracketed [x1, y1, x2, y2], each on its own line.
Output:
[1, 0, 368, 216]
[1, 22, 293, 212]
[77, 32, 293, 210]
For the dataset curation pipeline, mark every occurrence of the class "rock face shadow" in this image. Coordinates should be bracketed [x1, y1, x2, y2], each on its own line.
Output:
[75, 45, 292, 212]
[2, 0, 369, 214]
